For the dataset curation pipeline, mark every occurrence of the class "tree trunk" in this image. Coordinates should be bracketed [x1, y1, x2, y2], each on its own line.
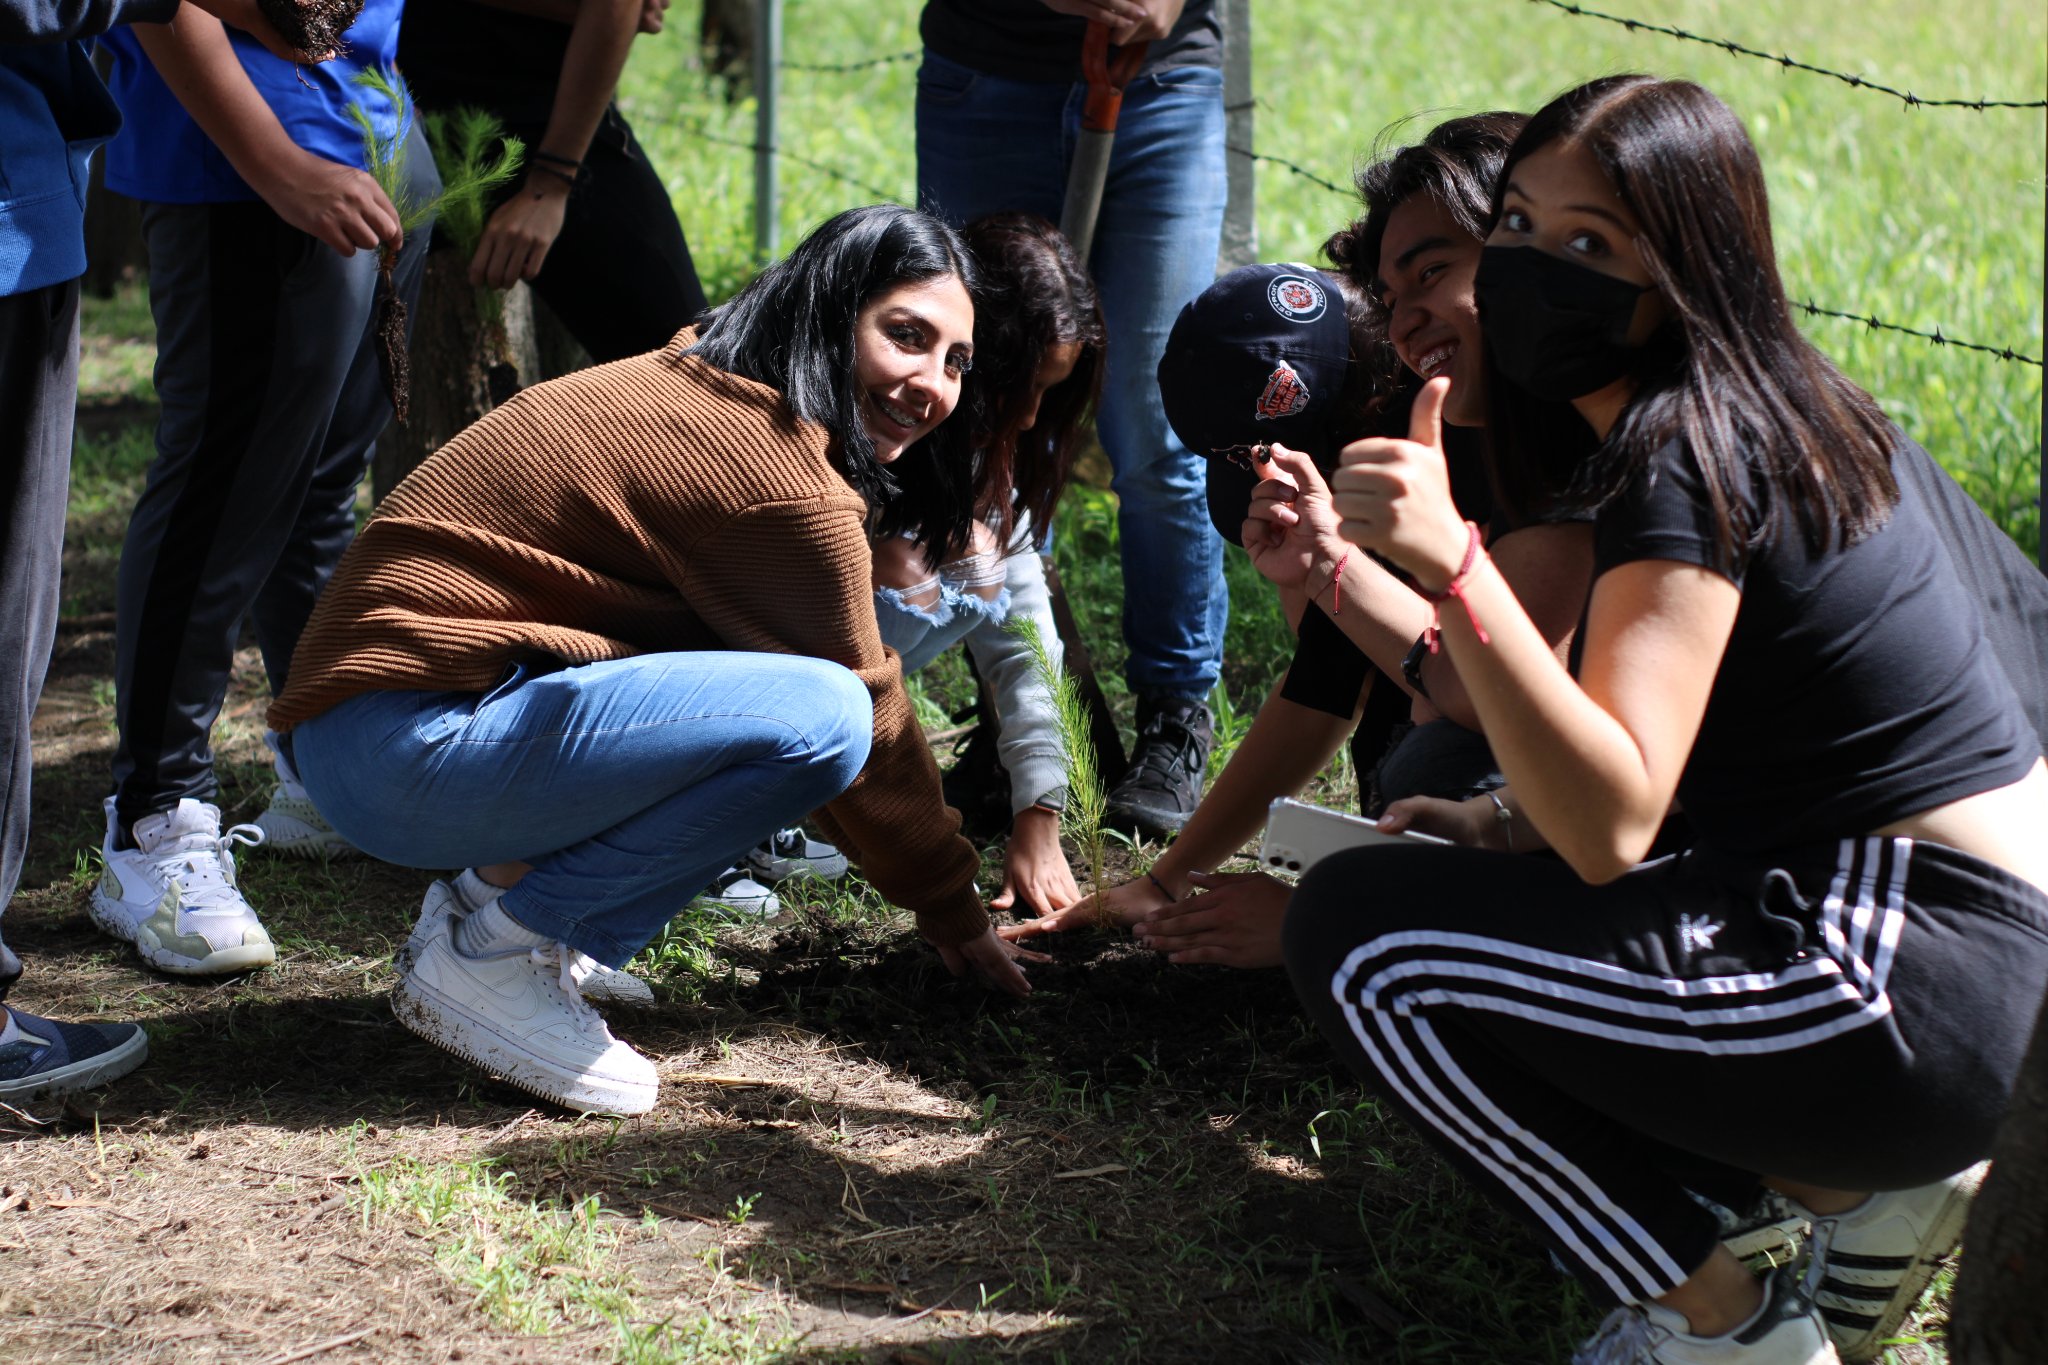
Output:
[1950, 987, 2048, 1362]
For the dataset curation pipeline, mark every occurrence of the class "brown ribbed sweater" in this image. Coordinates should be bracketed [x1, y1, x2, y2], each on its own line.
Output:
[270, 332, 989, 945]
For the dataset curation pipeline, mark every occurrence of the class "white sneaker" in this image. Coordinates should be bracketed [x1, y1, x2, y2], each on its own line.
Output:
[253, 730, 358, 858]
[440, 871, 656, 1007]
[389, 886, 658, 1114]
[90, 797, 275, 975]
[1804, 1164, 1985, 1361]
[1573, 1261, 1839, 1364]
[746, 827, 848, 883]
[693, 864, 780, 918]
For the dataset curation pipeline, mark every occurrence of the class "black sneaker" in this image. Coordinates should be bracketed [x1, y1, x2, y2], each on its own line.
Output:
[1103, 693, 1214, 840]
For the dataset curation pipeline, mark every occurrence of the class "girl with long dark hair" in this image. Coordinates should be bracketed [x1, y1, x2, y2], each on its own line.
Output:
[268, 205, 1043, 1117]
[1297, 77, 2048, 1363]
[870, 212, 1105, 917]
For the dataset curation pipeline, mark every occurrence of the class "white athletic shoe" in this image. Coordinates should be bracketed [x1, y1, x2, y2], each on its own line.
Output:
[1708, 1189, 1812, 1264]
[1805, 1164, 1985, 1361]
[746, 827, 848, 883]
[90, 797, 275, 975]
[438, 871, 656, 1007]
[389, 887, 658, 1115]
[252, 730, 358, 858]
[1573, 1260, 1839, 1364]
[693, 864, 780, 918]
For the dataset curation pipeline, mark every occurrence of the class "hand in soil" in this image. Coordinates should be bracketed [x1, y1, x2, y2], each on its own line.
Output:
[999, 873, 1156, 939]
[990, 807, 1084, 917]
[188, 0, 334, 62]
[1132, 870, 1290, 969]
[933, 926, 1048, 998]
[470, 179, 570, 289]
[258, 149, 399, 256]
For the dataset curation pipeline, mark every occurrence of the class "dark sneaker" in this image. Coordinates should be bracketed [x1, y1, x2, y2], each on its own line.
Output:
[746, 827, 849, 883]
[0, 1004, 149, 1103]
[1103, 694, 1214, 840]
[940, 713, 1013, 844]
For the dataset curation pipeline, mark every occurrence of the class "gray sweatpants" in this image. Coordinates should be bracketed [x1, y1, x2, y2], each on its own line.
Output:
[109, 129, 436, 835]
[0, 278, 82, 995]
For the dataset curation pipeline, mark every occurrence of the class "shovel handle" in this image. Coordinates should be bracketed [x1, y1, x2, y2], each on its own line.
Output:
[1080, 21, 1149, 131]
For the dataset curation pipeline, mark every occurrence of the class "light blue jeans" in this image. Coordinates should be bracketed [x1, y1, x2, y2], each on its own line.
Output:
[916, 51, 1230, 698]
[291, 653, 872, 967]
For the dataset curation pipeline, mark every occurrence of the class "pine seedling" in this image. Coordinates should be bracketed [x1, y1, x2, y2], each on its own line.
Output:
[1010, 616, 1110, 927]
[347, 65, 436, 422]
[423, 107, 525, 328]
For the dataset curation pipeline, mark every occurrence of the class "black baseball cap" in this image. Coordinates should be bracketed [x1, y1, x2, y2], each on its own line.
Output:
[1158, 263, 1352, 464]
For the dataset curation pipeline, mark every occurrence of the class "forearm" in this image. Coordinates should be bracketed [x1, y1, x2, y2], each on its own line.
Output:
[132, 5, 300, 184]
[1150, 677, 1359, 888]
[1415, 522, 1594, 730]
[2, 0, 176, 42]
[963, 551, 1067, 814]
[1429, 561, 1665, 880]
[532, 0, 639, 167]
[1313, 548, 1433, 696]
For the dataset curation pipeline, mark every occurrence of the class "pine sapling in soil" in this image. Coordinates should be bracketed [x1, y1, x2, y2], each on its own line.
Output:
[257, 0, 362, 58]
[1012, 617, 1112, 928]
[346, 67, 437, 422]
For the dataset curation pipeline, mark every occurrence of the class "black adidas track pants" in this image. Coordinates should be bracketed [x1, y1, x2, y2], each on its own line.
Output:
[1283, 835, 2048, 1305]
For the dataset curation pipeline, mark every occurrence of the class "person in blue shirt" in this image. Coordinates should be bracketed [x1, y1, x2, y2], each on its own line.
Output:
[85, 0, 439, 978]
[0, 0, 304, 1101]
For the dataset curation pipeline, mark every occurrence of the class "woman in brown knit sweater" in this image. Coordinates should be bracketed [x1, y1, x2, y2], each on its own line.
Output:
[268, 205, 1042, 1115]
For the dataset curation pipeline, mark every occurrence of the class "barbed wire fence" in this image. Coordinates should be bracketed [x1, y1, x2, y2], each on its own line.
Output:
[732, 0, 2046, 556]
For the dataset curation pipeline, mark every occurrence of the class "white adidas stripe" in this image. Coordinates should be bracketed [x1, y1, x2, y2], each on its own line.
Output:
[1326, 835, 1915, 1302]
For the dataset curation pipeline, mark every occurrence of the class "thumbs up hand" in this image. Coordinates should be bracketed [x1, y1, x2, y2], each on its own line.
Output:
[1331, 377, 1469, 591]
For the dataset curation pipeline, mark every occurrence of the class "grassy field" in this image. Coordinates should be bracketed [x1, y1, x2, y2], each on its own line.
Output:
[5, 2, 2040, 1362]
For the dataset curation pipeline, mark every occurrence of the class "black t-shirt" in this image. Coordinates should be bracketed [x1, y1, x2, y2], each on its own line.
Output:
[400, 0, 566, 125]
[920, 0, 1220, 82]
[1591, 435, 2036, 850]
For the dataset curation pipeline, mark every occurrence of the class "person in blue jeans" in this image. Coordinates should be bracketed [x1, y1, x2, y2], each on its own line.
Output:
[0, 0, 319, 1101]
[915, 0, 1229, 839]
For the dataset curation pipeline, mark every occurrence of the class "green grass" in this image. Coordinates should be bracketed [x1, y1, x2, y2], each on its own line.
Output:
[615, 0, 2043, 562]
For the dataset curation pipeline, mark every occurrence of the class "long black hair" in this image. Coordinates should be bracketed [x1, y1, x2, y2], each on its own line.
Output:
[688, 203, 985, 557]
[958, 212, 1105, 550]
[1484, 76, 1898, 559]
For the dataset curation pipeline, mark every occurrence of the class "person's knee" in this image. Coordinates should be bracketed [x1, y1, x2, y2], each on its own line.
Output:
[1282, 847, 1415, 999]
[806, 662, 874, 789]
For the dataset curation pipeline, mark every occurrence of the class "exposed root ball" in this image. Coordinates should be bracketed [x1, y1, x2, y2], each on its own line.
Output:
[256, 0, 365, 57]
[376, 288, 411, 425]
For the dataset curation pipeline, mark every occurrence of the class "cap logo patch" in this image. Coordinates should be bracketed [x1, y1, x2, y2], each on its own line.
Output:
[1255, 361, 1310, 421]
[1267, 273, 1327, 323]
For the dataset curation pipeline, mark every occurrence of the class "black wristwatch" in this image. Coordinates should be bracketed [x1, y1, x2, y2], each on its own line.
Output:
[1400, 632, 1433, 700]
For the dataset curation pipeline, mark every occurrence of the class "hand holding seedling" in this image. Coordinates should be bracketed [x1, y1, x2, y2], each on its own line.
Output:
[991, 807, 1085, 918]
[471, 175, 569, 287]
[997, 873, 1159, 940]
[934, 926, 1049, 999]
[1331, 376, 1469, 589]
[261, 151, 401, 256]
[1133, 871, 1289, 968]
[1240, 442, 1345, 594]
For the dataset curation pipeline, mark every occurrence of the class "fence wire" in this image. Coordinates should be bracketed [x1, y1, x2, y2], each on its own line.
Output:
[1528, 0, 2048, 110]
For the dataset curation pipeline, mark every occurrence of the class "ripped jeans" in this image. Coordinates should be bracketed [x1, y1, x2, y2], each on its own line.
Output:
[873, 541, 1013, 674]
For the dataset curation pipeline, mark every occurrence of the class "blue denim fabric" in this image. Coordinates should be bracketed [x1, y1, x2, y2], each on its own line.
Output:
[290, 653, 872, 967]
[916, 50, 1229, 697]
[874, 583, 1013, 675]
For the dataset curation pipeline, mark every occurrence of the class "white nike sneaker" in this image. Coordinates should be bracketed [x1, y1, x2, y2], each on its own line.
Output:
[253, 730, 358, 858]
[440, 871, 656, 1007]
[91, 797, 275, 975]
[389, 887, 658, 1115]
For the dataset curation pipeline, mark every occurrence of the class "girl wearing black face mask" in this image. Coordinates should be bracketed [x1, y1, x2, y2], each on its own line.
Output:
[1294, 76, 2048, 1365]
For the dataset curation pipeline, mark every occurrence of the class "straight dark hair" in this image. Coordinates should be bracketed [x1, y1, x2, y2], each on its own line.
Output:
[688, 204, 985, 557]
[958, 212, 1105, 551]
[1484, 76, 1898, 559]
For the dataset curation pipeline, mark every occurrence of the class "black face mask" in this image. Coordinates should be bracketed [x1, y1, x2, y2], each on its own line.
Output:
[1474, 245, 1653, 401]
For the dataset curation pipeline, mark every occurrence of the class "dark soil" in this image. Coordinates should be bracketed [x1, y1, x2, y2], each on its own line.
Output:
[256, 0, 364, 58]
[374, 255, 411, 424]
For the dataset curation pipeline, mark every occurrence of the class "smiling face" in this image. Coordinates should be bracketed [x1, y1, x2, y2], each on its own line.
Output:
[1372, 195, 1487, 427]
[851, 275, 977, 464]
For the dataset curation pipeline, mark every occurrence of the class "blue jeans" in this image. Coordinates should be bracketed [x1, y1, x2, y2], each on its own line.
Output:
[916, 51, 1229, 697]
[291, 653, 873, 967]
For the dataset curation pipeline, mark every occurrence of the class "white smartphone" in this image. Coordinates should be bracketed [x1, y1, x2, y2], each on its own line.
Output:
[1257, 796, 1450, 877]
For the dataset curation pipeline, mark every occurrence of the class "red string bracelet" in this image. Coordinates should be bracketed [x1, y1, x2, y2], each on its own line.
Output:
[1420, 521, 1492, 653]
[1323, 548, 1352, 615]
